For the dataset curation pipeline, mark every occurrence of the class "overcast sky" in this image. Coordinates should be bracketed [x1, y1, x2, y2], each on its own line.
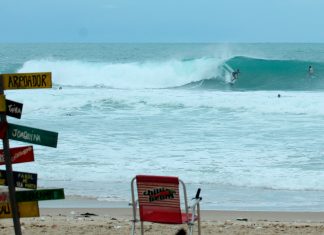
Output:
[1, 0, 323, 43]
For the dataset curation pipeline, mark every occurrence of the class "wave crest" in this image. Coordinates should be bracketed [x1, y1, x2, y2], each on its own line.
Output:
[18, 57, 223, 89]
[18, 56, 324, 90]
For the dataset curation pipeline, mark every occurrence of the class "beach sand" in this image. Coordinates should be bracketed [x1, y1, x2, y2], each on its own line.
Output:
[1, 206, 324, 234]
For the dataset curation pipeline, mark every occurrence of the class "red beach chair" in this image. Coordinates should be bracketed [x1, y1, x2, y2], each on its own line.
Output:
[130, 175, 202, 235]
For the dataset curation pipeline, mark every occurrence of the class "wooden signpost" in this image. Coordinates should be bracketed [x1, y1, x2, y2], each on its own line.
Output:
[1, 72, 52, 90]
[0, 170, 37, 189]
[5, 99, 23, 119]
[0, 72, 64, 235]
[0, 188, 64, 203]
[0, 95, 5, 112]
[0, 121, 7, 138]
[7, 123, 58, 148]
[0, 96, 23, 118]
[0, 146, 34, 165]
[0, 201, 39, 219]
[0, 188, 64, 202]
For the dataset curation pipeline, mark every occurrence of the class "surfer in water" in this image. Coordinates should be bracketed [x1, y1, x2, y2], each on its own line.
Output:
[231, 69, 240, 82]
[308, 65, 314, 77]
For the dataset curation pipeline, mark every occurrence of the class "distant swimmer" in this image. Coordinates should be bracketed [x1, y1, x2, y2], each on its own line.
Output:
[231, 69, 240, 82]
[308, 65, 314, 77]
[277, 94, 281, 98]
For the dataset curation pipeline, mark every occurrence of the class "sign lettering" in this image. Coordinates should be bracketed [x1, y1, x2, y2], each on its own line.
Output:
[5, 99, 23, 119]
[0, 146, 34, 165]
[0, 170, 37, 189]
[7, 123, 58, 148]
[1, 72, 52, 90]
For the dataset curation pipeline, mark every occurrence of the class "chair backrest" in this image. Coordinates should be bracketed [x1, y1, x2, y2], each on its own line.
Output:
[135, 175, 183, 224]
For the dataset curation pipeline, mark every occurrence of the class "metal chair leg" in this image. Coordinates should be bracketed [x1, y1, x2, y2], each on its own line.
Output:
[140, 221, 144, 235]
[188, 223, 194, 235]
[131, 221, 136, 235]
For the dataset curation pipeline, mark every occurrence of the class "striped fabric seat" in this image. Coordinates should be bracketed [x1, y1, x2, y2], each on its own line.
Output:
[137, 175, 183, 224]
[130, 175, 202, 235]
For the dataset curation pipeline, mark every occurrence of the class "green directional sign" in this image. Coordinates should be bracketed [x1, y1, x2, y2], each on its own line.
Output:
[7, 123, 58, 148]
[15, 188, 65, 202]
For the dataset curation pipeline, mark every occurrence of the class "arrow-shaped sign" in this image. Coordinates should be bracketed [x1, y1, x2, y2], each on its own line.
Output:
[0, 170, 37, 189]
[7, 123, 58, 148]
[0, 146, 34, 165]
[1, 72, 52, 90]
[5, 99, 23, 119]
[0, 201, 39, 219]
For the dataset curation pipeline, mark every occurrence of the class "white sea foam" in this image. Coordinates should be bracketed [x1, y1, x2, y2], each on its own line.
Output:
[9, 88, 324, 197]
[18, 58, 225, 88]
[4, 43, 324, 210]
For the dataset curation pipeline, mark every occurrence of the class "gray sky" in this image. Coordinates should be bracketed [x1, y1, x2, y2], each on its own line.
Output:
[1, 0, 323, 43]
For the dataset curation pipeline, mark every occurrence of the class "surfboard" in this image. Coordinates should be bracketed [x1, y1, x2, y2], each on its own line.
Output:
[222, 63, 236, 84]
[223, 63, 234, 74]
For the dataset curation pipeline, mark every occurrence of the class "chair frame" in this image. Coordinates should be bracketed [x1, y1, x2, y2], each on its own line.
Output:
[130, 175, 201, 235]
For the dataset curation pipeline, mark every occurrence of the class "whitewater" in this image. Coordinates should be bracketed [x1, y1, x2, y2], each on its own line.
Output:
[1, 43, 324, 211]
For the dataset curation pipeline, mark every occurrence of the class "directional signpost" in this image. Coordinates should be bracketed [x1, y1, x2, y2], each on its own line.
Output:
[0, 96, 23, 119]
[0, 188, 64, 203]
[0, 95, 5, 113]
[5, 99, 23, 119]
[0, 121, 8, 139]
[8, 123, 58, 148]
[0, 170, 37, 189]
[0, 201, 39, 219]
[0, 146, 34, 165]
[1, 72, 52, 90]
[0, 72, 64, 235]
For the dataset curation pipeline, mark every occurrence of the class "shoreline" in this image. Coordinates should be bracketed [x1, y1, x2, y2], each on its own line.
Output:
[39, 207, 324, 223]
[39, 196, 324, 212]
[40, 199, 324, 222]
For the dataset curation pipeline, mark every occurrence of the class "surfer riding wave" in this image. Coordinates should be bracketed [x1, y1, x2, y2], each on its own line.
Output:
[231, 69, 240, 82]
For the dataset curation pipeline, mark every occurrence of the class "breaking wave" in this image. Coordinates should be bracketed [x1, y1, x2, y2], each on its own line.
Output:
[18, 56, 324, 90]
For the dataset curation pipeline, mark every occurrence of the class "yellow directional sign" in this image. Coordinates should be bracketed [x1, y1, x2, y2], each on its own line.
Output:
[0, 94, 5, 112]
[0, 201, 39, 219]
[1, 72, 52, 90]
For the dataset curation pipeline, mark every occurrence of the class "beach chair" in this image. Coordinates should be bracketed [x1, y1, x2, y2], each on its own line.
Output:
[130, 175, 202, 235]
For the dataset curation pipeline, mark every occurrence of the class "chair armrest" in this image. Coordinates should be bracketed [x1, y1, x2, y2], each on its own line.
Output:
[191, 188, 202, 208]
[190, 198, 201, 209]
[188, 189, 202, 223]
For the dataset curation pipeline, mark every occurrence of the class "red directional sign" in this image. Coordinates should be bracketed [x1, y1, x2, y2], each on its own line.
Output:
[0, 146, 34, 165]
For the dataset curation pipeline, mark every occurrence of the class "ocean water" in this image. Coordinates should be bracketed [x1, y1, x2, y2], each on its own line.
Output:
[1, 43, 324, 211]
